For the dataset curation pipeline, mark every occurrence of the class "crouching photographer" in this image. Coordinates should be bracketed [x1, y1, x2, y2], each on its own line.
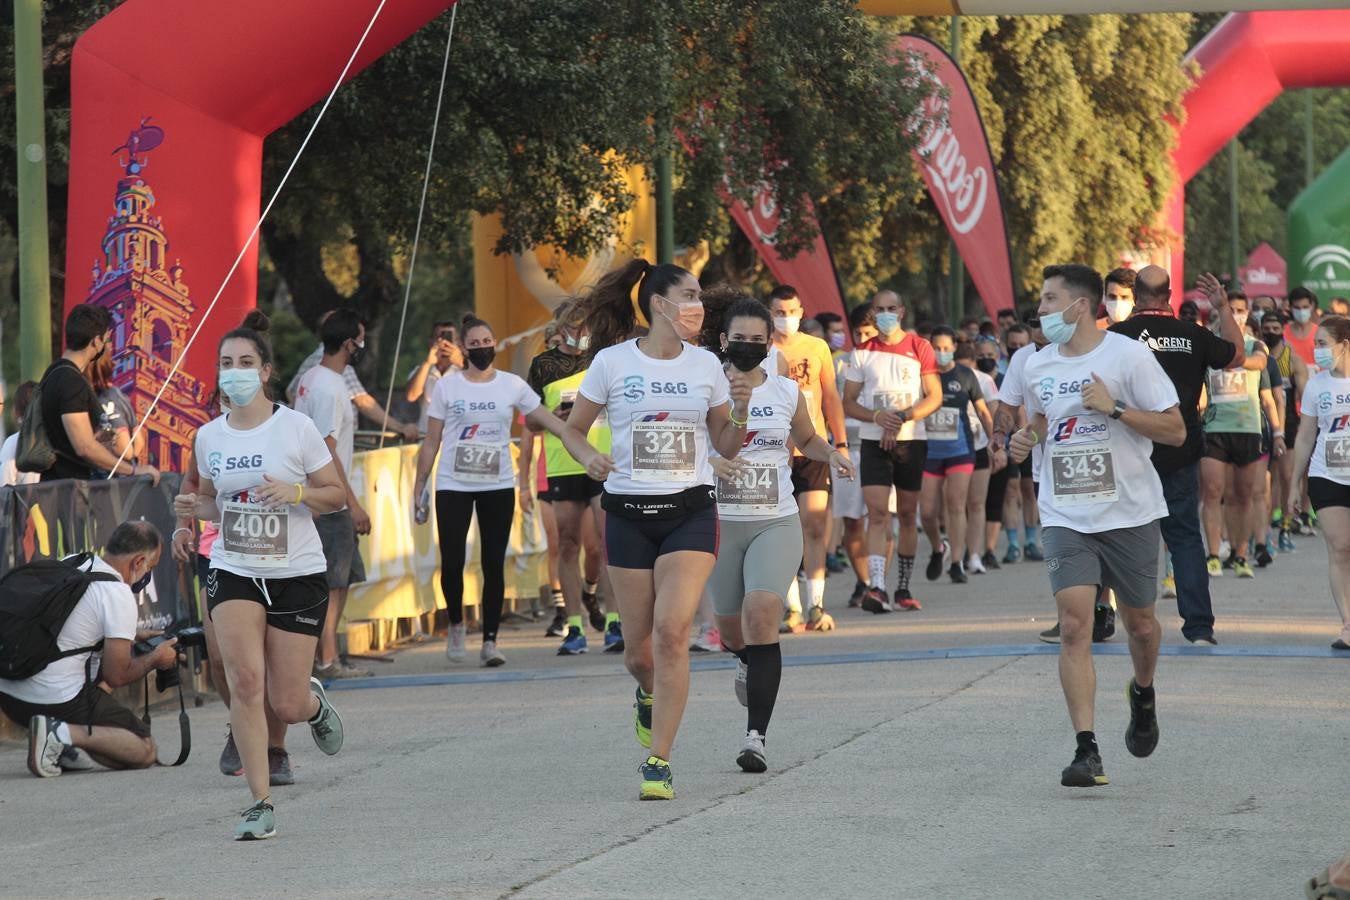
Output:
[0, 521, 182, 777]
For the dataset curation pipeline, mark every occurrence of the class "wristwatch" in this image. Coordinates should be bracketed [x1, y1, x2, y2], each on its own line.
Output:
[1110, 400, 1126, 420]
[834, 442, 849, 449]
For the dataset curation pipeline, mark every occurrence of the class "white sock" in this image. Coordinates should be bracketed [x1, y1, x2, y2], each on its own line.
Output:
[584, 581, 599, 595]
[868, 555, 887, 589]
[786, 578, 803, 614]
[808, 578, 826, 610]
[54, 721, 72, 744]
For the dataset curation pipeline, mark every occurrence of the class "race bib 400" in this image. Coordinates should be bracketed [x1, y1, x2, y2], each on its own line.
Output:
[218, 500, 289, 569]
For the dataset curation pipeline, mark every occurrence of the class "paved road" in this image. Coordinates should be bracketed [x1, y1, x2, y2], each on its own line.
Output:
[2, 529, 1346, 899]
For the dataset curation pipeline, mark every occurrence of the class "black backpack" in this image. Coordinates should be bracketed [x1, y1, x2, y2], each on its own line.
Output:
[15, 364, 64, 474]
[0, 553, 120, 680]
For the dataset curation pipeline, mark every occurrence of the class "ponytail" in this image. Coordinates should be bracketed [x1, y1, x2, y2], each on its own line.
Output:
[583, 258, 691, 360]
[696, 284, 751, 350]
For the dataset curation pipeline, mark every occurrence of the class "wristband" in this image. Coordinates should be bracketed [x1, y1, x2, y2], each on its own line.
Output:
[171, 527, 193, 541]
[294, 483, 304, 505]
[1273, 431, 1285, 439]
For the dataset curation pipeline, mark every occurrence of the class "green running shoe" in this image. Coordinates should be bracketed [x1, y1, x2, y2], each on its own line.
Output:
[634, 686, 653, 749]
[308, 676, 344, 756]
[233, 799, 276, 841]
[639, 755, 674, 800]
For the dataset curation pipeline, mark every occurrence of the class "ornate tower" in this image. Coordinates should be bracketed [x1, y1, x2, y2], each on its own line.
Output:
[87, 121, 207, 473]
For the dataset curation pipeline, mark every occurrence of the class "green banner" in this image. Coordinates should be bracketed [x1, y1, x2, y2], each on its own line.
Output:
[1289, 145, 1350, 301]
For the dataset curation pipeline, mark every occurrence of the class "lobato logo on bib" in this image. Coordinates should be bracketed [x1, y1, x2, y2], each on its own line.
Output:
[623, 375, 645, 403]
[1330, 415, 1350, 434]
[1054, 415, 1109, 444]
[459, 424, 484, 440]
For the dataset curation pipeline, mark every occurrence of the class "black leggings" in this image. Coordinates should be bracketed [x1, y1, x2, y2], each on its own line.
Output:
[436, 488, 515, 642]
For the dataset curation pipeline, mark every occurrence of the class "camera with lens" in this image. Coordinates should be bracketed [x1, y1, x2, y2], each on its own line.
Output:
[134, 625, 207, 692]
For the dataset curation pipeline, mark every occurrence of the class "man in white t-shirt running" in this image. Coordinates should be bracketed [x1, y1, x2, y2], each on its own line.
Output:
[1009, 264, 1186, 789]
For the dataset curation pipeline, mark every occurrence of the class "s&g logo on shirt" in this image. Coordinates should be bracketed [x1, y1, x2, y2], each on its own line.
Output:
[468, 401, 497, 411]
[217, 454, 263, 474]
[1320, 392, 1334, 414]
[1037, 377, 1056, 405]
[450, 399, 466, 416]
[208, 451, 223, 479]
[652, 381, 688, 395]
[623, 375, 645, 403]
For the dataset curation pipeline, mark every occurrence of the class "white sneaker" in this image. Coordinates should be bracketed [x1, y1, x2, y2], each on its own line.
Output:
[28, 715, 65, 778]
[480, 640, 506, 668]
[966, 552, 986, 574]
[446, 623, 467, 662]
[58, 746, 95, 771]
[737, 729, 767, 773]
[1218, 539, 1232, 560]
[734, 658, 748, 708]
[690, 624, 720, 653]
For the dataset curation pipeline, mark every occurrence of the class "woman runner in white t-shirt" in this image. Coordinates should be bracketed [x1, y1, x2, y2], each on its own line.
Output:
[703, 295, 854, 773]
[563, 259, 752, 801]
[413, 314, 592, 668]
[174, 311, 349, 841]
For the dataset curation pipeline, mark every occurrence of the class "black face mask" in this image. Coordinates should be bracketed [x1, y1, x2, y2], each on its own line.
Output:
[467, 346, 496, 371]
[723, 340, 769, 373]
[976, 357, 998, 374]
[1262, 333, 1282, 350]
[130, 567, 153, 594]
[348, 341, 366, 368]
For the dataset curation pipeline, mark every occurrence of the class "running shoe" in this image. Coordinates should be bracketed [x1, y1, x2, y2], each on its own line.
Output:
[1255, 544, 1274, 568]
[690, 624, 721, 652]
[1024, 542, 1044, 562]
[826, 552, 847, 574]
[582, 592, 607, 633]
[737, 730, 768, 774]
[949, 562, 968, 585]
[558, 626, 588, 656]
[861, 587, 893, 614]
[779, 609, 806, 634]
[1003, 544, 1022, 564]
[1223, 549, 1238, 570]
[1219, 539, 1233, 561]
[480, 640, 506, 667]
[981, 550, 1002, 571]
[1161, 576, 1176, 599]
[268, 747, 294, 786]
[806, 606, 836, 631]
[57, 746, 94, 772]
[1124, 679, 1160, 758]
[325, 660, 373, 679]
[1332, 639, 1350, 651]
[307, 677, 344, 756]
[847, 580, 867, 608]
[544, 611, 567, 637]
[1092, 604, 1115, 643]
[1039, 622, 1061, 644]
[1188, 634, 1218, 646]
[27, 715, 64, 778]
[894, 588, 922, 611]
[1234, 558, 1255, 579]
[1061, 747, 1109, 787]
[966, 553, 986, 575]
[603, 613, 624, 652]
[234, 799, 276, 841]
[926, 541, 949, 581]
[446, 622, 467, 662]
[1206, 555, 1223, 578]
[634, 687, 653, 749]
[1303, 510, 1318, 534]
[734, 658, 748, 707]
[1279, 529, 1296, 553]
[220, 726, 243, 776]
[639, 755, 674, 800]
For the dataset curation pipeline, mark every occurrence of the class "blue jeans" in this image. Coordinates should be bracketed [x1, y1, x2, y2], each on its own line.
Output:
[1158, 462, 1215, 639]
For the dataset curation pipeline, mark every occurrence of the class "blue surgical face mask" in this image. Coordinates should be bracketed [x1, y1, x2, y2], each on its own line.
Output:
[935, 350, 954, 366]
[1041, 298, 1085, 345]
[1315, 346, 1338, 370]
[218, 368, 263, 407]
[1293, 307, 1313, 324]
[875, 312, 900, 335]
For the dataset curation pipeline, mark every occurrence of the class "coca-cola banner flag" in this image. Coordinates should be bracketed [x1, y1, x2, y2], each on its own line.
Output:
[724, 187, 849, 337]
[896, 34, 1016, 321]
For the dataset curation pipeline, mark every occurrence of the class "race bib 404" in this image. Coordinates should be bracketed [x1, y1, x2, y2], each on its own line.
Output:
[717, 464, 780, 514]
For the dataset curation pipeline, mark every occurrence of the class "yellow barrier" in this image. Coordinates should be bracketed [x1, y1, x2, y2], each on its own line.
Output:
[343, 444, 548, 626]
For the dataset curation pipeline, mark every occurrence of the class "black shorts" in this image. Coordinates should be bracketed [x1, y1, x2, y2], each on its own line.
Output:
[206, 568, 329, 637]
[1309, 477, 1350, 512]
[1017, 454, 1033, 479]
[790, 457, 831, 496]
[860, 440, 927, 493]
[605, 504, 718, 569]
[974, 447, 990, 471]
[542, 473, 603, 504]
[986, 459, 1011, 520]
[0, 682, 150, 738]
[1204, 432, 1263, 467]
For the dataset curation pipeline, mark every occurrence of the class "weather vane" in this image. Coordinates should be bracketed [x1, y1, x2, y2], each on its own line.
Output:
[111, 116, 165, 175]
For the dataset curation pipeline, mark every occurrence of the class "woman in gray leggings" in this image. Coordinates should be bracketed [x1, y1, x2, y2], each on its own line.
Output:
[705, 295, 855, 772]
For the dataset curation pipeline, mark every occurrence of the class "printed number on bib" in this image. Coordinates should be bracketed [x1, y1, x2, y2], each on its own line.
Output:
[453, 423, 504, 483]
[1327, 435, 1350, 477]
[1049, 445, 1117, 505]
[632, 412, 697, 482]
[928, 407, 960, 441]
[872, 391, 913, 412]
[219, 500, 289, 569]
[717, 465, 779, 514]
[1209, 370, 1248, 404]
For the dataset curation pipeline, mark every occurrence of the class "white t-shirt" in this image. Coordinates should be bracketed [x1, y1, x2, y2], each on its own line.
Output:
[1025, 332, 1178, 533]
[716, 374, 800, 521]
[0, 433, 38, 487]
[295, 364, 356, 477]
[578, 339, 730, 496]
[409, 363, 449, 436]
[428, 370, 540, 492]
[968, 366, 998, 452]
[0, 557, 134, 705]
[196, 406, 332, 579]
[998, 343, 1045, 479]
[844, 333, 938, 442]
[1302, 370, 1350, 484]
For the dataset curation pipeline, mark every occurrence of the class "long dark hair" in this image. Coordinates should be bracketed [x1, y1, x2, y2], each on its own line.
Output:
[583, 259, 691, 359]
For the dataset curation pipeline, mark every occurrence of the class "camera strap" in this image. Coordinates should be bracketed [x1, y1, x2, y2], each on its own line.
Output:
[142, 677, 191, 767]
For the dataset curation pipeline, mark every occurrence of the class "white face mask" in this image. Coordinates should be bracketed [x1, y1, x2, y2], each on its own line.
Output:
[773, 314, 801, 337]
[1233, 311, 1248, 328]
[1104, 299, 1134, 323]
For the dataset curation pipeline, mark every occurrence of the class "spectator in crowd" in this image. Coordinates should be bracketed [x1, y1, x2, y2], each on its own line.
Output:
[815, 311, 847, 354]
[1331, 297, 1350, 318]
[0, 381, 39, 487]
[959, 316, 981, 342]
[1179, 300, 1200, 325]
[405, 320, 463, 437]
[996, 307, 1018, 339]
[0, 521, 179, 777]
[38, 304, 157, 484]
[286, 309, 419, 443]
[89, 351, 144, 467]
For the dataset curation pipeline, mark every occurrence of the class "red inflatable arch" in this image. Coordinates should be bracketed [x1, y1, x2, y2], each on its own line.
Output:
[1169, 10, 1350, 300]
